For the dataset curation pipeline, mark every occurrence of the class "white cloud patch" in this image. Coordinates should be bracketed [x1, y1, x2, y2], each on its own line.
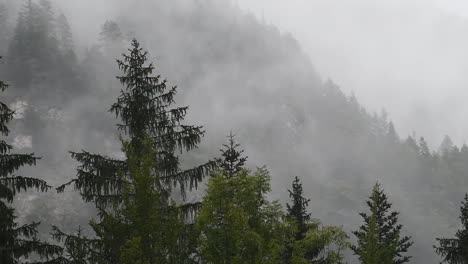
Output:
[12, 135, 32, 149]
[9, 100, 28, 119]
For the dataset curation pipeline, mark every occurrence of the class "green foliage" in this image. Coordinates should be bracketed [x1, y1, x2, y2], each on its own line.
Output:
[352, 183, 413, 264]
[287, 176, 311, 241]
[285, 177, 348, 264]
[435, 194, 468, 263]
[51, 225, 102, 264]
[197, 167, 286, 264]
[55, 39, 213, 263]
[215, 132, 247, 178]
[290, 221, 349, 264]
[57, 39, 214, 208]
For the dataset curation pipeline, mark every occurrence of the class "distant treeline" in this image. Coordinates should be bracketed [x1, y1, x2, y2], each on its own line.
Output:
[1, 1, 468, 263]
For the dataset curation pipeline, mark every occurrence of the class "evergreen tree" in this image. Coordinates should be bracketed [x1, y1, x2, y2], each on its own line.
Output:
[352, 183, 413, 264]
[7, 0, 61, 90]
[435, 194, 468, 263]
[404, 136, 419, 154]
[284, 177, 348, 264]
[56, 13, 75, 59]
[419, 137, 431, 159]
[99, 20, 125, 57]
[56, 39, 214, 263]
[387, 122, 399, 144]
[197, 166, 285, 264]
[214, 132, 247, 178]
[284, 176, 311, 263]
[0, 57, 61, 263]
[439, 135, 455, 157]
[51, 225, 101, 263]
[290, 223, 349, 264]
[100, 20, 123, 43]
[287, 176, 311, 242]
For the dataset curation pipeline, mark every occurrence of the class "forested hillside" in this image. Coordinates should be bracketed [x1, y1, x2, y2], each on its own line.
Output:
[1, 0, 468, 263]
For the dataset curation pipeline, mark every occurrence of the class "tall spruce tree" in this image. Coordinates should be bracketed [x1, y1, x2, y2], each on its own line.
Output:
[215, 132, 247, 178]
[284, 176, 311, 263]
[55, 39, 214, 263]
[56, 13, 75, 59]
[0, 57, 61, 263]
[419, 137, 431, 159]
[435, 194, 468, 263]
[284, 177, 349, 264]
[287, 176, 311, 241]
[7, 0, 77, 101]
[352, 183, 412, 264]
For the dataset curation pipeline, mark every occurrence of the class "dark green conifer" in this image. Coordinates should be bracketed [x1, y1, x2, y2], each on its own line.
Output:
[56, 39, 214, 263]
[435, 194, 468, 263]
[286, 176, 311, 241]
[352, 183, 413, 264]
[215, 132, 247, 178]
[284, 176, 349, 264]
[284, 176, 311, 263]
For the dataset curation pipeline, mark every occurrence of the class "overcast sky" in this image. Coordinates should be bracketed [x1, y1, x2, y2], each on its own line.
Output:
[236, 0, 468, 148]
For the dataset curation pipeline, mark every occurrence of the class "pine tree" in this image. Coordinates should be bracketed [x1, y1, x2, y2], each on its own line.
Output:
[387, 122, 399, 144]
[99, 20, 125, 57]
[8, 0, 61, 90]
[56, 13, 75, 59]
[404, 136, 419, 154]
[56, 39, 214, 263]
[419, 137, 431, 159]
[0, 57, 61, 263]
[215, 132, 247, 178]
[284, 176, 349, 264]
[286, 176, 311, 242]
[435, 194, 468, 263]
[352, 183, 413, 264]
[100, 20, 123, 43]
[439, 135, 455, 158]
[284, 176, 311, 263]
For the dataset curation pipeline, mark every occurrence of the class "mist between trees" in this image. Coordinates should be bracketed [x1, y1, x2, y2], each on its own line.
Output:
[1, 0, 468, 263]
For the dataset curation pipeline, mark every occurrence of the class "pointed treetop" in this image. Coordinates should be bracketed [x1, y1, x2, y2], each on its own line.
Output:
[439, 135, 454, 154]
[100, 20, 123, 43]
[387, 121, 399, 143]
[461, 144, 468, 154]
[352, 182, 413, 264]
[435, 194, 468, 263]
[215, 132, 247, 178]
[419, 137, 431, 158]
[286, 176, 311, 241]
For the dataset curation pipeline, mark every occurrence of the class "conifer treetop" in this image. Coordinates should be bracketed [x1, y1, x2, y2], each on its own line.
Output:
[352, 183, 413, 264]
[215, 132, 247, 178]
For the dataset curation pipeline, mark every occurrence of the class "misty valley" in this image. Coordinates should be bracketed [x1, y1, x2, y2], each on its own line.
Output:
[1, 0, 468, 263]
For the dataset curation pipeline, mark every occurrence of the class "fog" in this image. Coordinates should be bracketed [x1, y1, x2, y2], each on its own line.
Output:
[56, 0, 468, 147]
[239, 0, 468, 147]
[3, 0, 468, 263]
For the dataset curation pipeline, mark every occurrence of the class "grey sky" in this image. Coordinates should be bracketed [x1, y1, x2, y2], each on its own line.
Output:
[237, 0, 468, 147]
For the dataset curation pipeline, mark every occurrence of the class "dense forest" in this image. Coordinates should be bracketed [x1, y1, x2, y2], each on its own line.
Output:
[1, 0, 468, 263]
